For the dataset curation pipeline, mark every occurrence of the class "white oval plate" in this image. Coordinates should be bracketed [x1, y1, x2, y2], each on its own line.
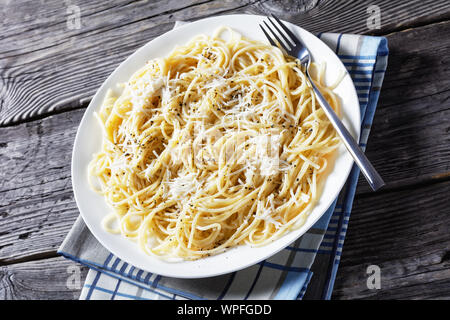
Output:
[72, 14, 360, 279]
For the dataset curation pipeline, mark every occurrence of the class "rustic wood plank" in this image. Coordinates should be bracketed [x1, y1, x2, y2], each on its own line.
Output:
[1, 181, 449, 300]
[0, 0, 255, 126]
[1, 0, 450, 126]
[266, 0, 450, 35]
[0, 256, 87, 299]
[0, 108, 84, 263]
[0, 0, 450, 300]
[2, 18, 449, 264]
[332, 179, 450, 299]
[355, 20, 450, 193]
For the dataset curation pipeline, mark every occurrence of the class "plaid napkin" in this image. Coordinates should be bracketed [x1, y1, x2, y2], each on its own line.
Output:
[58, 20, 388, 300]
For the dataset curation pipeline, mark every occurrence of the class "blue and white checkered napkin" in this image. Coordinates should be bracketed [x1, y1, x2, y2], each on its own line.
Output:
[58, 21, 388, 300]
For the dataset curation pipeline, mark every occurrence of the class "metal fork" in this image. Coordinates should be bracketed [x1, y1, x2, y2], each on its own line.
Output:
[260, 15, 385, 191]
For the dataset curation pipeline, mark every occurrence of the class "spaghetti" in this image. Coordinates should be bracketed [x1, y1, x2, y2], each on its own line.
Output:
[88, 27, 341, 260]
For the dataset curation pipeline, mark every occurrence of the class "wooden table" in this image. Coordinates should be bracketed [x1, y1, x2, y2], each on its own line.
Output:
[1, 0, 449, 300]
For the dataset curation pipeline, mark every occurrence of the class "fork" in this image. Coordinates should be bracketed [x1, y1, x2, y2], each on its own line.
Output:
[260, 15, 385, 191]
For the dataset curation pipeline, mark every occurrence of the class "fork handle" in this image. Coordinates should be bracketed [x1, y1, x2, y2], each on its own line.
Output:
[309, 80, 385, 191]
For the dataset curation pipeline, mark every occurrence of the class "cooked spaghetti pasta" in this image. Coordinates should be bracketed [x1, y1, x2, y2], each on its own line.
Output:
[88, 27, 341, 260]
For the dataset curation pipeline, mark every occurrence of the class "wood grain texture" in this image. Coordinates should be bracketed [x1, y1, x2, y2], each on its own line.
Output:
[1, 0, 450, 126]
[0, 256, 87, 299]
[1, 181, 449, 300]
[0, 109, 84, 263]
[0, 0, 255, 126]
[0, 0, 449, 300]
[264, 0, 450, 35]
[355, 20, 450, 193]
[333, 179, 450, 299]
[1, 18, 449, 265]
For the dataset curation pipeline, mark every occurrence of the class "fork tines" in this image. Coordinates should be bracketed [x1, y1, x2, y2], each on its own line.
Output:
[259, 14, 300, 52]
